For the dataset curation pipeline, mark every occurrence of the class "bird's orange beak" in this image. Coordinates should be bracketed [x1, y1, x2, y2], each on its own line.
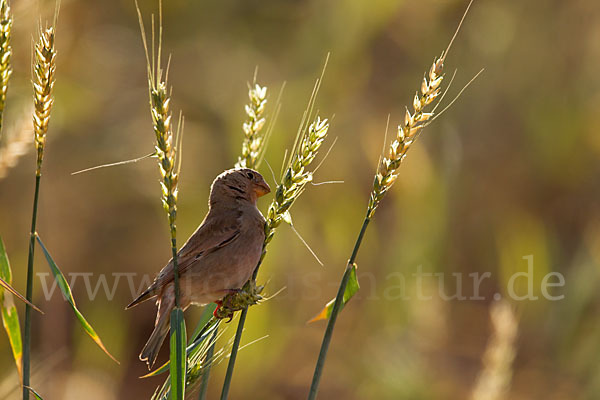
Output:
[254, 180, 271, 197]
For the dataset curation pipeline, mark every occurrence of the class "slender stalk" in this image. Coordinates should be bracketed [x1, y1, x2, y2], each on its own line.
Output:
[222, 254, 267, 397]
[137, 3, 185, 394]
[171, 238, 180, 307]
[22, 174, 40, 400]
[23, 23, 57, 400]
[305, 1, 475, 389]
[219, 307, 248, 400]
[197, 326, 219, 400]
[170, 237, 183, 400]
[219, 258, 261, 399]
[192, 305, 217, 396]
[308, 217, 370, 400]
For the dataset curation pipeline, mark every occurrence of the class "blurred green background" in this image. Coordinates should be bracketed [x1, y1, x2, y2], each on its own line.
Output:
[1, 0, 599, 398]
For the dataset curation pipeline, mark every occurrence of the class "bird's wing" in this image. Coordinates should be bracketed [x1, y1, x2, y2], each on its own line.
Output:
[126, 209, 243, 309]
[156, 209, 242, 284]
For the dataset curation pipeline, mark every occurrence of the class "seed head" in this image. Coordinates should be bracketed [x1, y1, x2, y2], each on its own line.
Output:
[0, 0, 12, 134]
[368, 55, 444, 218]
[236, 83, 267, 169]
[32, 25, 56, 176]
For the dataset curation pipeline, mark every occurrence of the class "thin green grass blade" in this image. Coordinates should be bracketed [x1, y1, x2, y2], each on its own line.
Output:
[191, 303, 216, 342]
[152, 319, 221, 400]
[142, 317, 218, 378]
[309, 263, 359, 323]
[35, 235, 119, 364]
[170, 307, 187, 400]
[0, 236, 23, 380]
[0, 277, 43, 314]
[24, 386, 44, 400]
[0, 239, 42, 313]
[197, 325, 218, 400]
[142, 358, 171, 379]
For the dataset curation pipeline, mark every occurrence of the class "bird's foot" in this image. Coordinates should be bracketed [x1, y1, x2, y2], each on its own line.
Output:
[213, 300, 223, 319]
[214, 281, 264, 321]
[214, 298, 234, 322]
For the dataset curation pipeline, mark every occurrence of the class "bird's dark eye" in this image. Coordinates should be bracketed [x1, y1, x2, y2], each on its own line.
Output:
[246, 171, 254, 179]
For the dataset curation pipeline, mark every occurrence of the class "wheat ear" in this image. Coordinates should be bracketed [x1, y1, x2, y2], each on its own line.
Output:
[32, 26, 56, 176]
[264, 116, 329, 244]
[368, 56, 443, 217]
[235, 83, 267, 169]
[0, 0, 12, 135]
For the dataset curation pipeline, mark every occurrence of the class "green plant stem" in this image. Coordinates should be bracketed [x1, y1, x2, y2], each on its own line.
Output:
[23, 174, 41, 400]
[219, 257, 262, 400]
[169, 236, 185, 399]
[308, 215, 371, 400]
[198, 326, 219, 400]
[219, 306, 247, 400]
[171, 237, 180, 307]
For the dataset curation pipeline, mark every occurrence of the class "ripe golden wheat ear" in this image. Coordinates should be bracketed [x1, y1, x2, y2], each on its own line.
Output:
[0, 0, 12, 135]
[236, 83, 267, 169]
[32, 25, 56, 176]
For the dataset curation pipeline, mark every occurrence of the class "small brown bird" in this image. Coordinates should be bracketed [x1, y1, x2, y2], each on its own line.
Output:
[127, 168, 271, 368]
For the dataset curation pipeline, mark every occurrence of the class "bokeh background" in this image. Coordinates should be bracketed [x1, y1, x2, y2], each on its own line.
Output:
[1, 0, 599, 398]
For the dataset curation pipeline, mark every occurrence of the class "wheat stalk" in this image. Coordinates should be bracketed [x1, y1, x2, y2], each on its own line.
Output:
[24, 19, 58, 400]
[309, 56, 446, 397]
[137, 3, 187, 397]
[235, 83, 267, 169]
[32, 25, 56, 177]
[308, 2, 476, 397]
[0, 0, 12, 135]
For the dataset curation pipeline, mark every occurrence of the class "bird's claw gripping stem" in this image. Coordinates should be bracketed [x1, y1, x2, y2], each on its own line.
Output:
[214, 281, 264, 321]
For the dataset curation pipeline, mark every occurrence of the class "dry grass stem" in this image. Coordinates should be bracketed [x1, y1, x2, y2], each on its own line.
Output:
[32, 25, 56, 176]
[367, 55, 444, 218]
[235, 83, 267, 169]
[0, 0, 12, 135]
[470, 300, 518, 400]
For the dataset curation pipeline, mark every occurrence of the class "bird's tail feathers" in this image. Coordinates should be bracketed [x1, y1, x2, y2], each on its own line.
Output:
[139, 310, 170, 369]
[126, 287, 155, 309]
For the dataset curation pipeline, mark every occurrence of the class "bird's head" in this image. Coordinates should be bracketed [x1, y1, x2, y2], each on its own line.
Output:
[210, 168, 271, 205]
